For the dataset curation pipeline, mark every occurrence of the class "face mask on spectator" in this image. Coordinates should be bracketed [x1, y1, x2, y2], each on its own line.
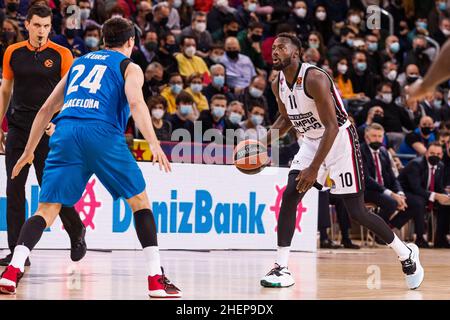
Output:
[346, 39, 354, 47]
[372, 114, 384, 124]
[367, 42, 378, 52]
[248, 3, 257, 12]
[190, 83, 203, 93]
[85, 36, 99, 48]
[251, 34, 262, 42]
[349, 15, 361, 24]
[433, 99, 443, 108]
[308, 60, 317, 66]
[6, 2, 18, 12]
[316, 11, 326, 21]
[420, 126, 433, 136]
[386, 70, 397, 81]
[442, 28, 450, 36]
[212, 106, 226, 118]
[186, 0, 195, 6]
[369, 142, 382, 150]
[213, 75, 225, 87]
[438, 2, 447, 11]
[417, 21, 428, 30]
[80, 8, 91, 20]
[406, 75, 420, 84]
[165, 43, 177, 54]
[356, 62, 367, 72]
[184, 46, 196, 57]
[428, 155, 440, 166]
[309, 42, 319, 49]
[173, 0, 183, 8]
[295, 8, 307, 18]
[414, 46, 425, 55]
[195, 22, 207, 33]
[2, 31, 16, 42]
[337, 63, 348, 74]
[151, 109, 165, 119]
[171, 84, 183, 94]
[226, 50, 239, 59]
[225, 30, 238, 37]
[229, 112, 243, 124]
[251, 114, 264, 126]
[249, 87, 263, 98]
[160, 17, 169, 26]
[210, 54, 224, 63]
[144, 41, 158, 52]
[179, 104, 193, 116]
[381, 93, 392, 104]
[389, 42, 400, 53]
[65, 28, 76, 39]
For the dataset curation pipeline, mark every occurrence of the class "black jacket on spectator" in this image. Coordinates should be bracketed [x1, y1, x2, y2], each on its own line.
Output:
[131, 47, 157, 72]
[198, 110, 240, 144]
[361, 143, 403, 194]
[207, 6, 234, 34]
[169, 113, 194, 140]
[154, 49, 179, 76]
[202, 83, 235, 103]
[349, 69, 379, 99]
[327, 42, 353, 65]
[366, 50, 382, 75]
[363, 99, 416, 133]
[404, 49, 431, 76]
[418, 100, 440, 122]
[287, 14, 313, 43]
[398, 156, 446, 200]
[433, 28, 450, 46]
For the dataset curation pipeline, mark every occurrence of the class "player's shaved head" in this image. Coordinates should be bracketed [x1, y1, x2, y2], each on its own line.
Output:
[272, 33, 301, 71]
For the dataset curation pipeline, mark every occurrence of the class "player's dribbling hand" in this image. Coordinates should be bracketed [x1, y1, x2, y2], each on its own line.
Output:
[45, 122, 56, 136]
[11, 150, 34, 179]
[150, 142, 171, 173]
[296, 167, 318, 193]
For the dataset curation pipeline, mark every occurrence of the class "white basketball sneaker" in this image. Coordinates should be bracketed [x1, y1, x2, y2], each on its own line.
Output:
[260, 263, 295, 288]
[401, 243, 424, 290]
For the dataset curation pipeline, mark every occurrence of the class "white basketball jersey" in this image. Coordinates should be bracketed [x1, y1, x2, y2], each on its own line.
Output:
[278, 63, 349, 139]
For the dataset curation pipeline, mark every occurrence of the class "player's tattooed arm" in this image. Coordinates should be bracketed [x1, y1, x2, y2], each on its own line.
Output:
[124, 62, 171, 172]
[265, 78, 293, 146]
[296, 69, 339, 192]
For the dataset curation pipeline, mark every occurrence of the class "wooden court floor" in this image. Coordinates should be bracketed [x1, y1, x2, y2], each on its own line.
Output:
[0, 247, 449, 300]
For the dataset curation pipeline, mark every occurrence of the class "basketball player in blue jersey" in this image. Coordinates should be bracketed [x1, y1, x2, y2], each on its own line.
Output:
[0, 18, 181, 298]
[260, 33, 424, 290]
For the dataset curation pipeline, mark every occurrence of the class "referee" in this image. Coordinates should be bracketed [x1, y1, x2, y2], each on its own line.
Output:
[0, 5, 86, 266]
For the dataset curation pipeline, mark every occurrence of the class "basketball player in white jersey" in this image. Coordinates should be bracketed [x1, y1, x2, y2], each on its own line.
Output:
[260, 33, 424, 290]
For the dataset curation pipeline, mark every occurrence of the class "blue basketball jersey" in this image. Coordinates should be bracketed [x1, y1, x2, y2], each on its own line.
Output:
[55, 49, 130, 132]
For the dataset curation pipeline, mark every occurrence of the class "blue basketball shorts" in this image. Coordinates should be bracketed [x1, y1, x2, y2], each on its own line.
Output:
[39, 119, 146, 206]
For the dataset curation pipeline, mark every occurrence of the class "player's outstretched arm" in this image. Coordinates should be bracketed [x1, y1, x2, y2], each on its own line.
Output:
[296, 69, 339, 193]
[265, 78, 293, 146]
[408, 39, 450, 100]
[124, 62, 171, 172]
[11, 74, 68, 179]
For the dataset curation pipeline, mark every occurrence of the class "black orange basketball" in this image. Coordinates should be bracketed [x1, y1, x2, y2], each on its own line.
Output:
[233, 139, 270, 175]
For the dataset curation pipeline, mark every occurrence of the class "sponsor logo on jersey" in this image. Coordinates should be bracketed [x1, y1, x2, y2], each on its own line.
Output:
[44, 59, 53, 68]
[288, 112, 323, 134]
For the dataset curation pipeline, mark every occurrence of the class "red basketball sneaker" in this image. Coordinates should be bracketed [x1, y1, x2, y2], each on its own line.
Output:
[148, 268, 181, 298]
[0, 266, 24, 295]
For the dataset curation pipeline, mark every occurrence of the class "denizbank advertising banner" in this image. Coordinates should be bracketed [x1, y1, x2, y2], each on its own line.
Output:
[0, 157, 318, 252]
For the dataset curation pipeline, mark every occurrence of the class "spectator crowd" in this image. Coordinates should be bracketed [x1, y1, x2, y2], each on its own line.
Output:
[0, 0, 449, 248]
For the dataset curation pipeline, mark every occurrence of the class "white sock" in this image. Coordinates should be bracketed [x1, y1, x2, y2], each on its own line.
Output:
[276, 246, 290, 268]
[143, 246, 162, 276]
[10, 245, 30, 272]
[388, 234, 411, 261]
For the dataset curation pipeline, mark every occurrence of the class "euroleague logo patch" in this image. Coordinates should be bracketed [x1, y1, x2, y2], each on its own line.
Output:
[44, 59, 54, 68]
